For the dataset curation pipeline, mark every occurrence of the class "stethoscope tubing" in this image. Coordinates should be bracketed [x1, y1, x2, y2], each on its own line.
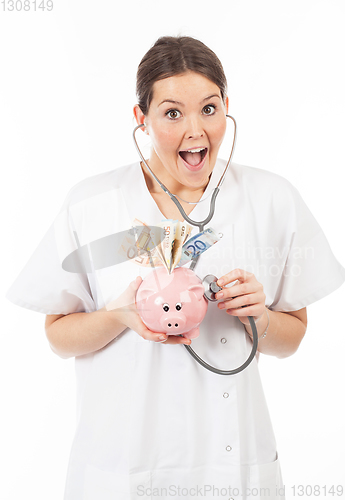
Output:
[182, 317, 258, 375]
[132, 115, 237, 232]
[133, 115, 259, 375]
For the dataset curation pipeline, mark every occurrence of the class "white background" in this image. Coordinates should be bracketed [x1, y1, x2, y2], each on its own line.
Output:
[1, 0, 345, 498]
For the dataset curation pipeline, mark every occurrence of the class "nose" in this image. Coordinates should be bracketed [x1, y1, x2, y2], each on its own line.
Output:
[185, 115, 204, 140]
[161, 316, 186, 333]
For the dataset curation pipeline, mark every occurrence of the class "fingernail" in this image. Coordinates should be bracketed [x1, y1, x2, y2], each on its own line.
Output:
[217, 292, 224, 298]
[158, 335, 167, 341]
[218, 279, 224, 286]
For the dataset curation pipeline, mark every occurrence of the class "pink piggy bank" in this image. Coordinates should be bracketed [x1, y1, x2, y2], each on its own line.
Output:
[136, 267, 208, 339]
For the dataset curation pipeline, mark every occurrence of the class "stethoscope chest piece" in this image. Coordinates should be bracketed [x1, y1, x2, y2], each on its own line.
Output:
[202, 274, 223, 302]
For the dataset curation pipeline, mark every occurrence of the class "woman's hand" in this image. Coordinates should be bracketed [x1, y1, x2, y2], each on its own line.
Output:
[215, 268, 266, 327]
[106, 276, 191, 345]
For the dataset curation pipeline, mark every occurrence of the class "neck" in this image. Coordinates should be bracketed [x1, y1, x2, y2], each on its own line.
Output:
[141, 157, 210, 202]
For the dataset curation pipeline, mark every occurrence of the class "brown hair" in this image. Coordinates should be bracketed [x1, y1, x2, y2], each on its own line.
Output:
[136, 36, 227, 115]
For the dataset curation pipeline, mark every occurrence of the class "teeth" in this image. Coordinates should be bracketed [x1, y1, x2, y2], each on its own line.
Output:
[184, 147, 206, 153]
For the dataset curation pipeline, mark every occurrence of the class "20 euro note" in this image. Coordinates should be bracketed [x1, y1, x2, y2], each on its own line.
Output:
[178, 228, 221, 266]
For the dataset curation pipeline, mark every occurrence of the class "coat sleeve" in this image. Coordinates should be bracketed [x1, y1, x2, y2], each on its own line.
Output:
[269, 182, 345, 312]
[6, 193, 95, 315]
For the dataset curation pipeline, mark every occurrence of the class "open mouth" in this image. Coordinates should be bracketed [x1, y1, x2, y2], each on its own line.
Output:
[179, 147, 208, 169]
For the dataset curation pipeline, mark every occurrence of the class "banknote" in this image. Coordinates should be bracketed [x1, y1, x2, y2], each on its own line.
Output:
[178, 228, 220, 265]
[153, 220, 192, 272]
[170, 221, 193, 271]
[118, 219, 218, 272]
[117, 219, 164, 268]
[118, 219, 183, 272]
[149, 224, 165, 265]
[161, 220, 176, 273]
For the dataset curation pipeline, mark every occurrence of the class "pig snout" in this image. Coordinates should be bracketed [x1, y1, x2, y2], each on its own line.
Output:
[160, 314, 186, 333]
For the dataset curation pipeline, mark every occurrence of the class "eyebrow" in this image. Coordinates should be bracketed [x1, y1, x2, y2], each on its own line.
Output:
[158, 94, 221, 107]
[202, 94, 221, 102]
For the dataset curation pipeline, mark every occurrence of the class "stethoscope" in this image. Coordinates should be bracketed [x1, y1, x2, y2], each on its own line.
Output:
[133, 115, 258, 376]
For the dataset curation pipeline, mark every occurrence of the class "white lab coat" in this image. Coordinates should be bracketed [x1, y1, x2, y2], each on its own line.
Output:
[7, 159, 345, 500]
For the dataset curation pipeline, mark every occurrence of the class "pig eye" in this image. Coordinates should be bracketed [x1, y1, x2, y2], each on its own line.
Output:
[175, 303, 182, 311]
[162, 303, 169, 312]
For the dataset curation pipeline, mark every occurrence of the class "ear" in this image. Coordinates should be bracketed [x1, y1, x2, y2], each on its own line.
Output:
[137, 287, 156, 302]
[225, 96, 229, 114]
[187, 283, 205, 301]
[133, 105, 148, 134]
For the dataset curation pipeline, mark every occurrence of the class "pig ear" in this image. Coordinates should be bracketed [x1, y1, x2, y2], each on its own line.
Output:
[138, 287, 156, 301]
[187, 283, 205, 301]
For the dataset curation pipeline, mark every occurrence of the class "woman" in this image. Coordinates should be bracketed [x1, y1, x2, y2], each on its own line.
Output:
[7, 36, 345, 499]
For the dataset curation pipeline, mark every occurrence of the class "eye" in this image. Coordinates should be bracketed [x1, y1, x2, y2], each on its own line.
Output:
[175, 303, 182, 311]
[166, 109, 181, 120]
[203, 105, 216, 116]
[162, 303, 169, 312]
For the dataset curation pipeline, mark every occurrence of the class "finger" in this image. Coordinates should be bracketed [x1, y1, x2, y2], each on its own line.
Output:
[217, 268, 252, 287]
[152, 335, 191, 345]
[130, 276, 143, 291]
[226, 303, 265, 318]
[139, 325, 167, 343]
[218, 291, 264, 310]
[164, 335, 191, 345]
[216, 282, 254, 301]
[140, 327, 191, 345]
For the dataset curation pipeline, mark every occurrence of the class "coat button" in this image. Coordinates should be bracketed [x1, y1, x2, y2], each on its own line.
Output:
[226, 445, 232, 451]
[223, 392, 229, 398]
[220, 338, 227, 344]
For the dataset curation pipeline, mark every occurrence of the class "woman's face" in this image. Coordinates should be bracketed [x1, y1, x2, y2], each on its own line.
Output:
[135, 71, 228, 192]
